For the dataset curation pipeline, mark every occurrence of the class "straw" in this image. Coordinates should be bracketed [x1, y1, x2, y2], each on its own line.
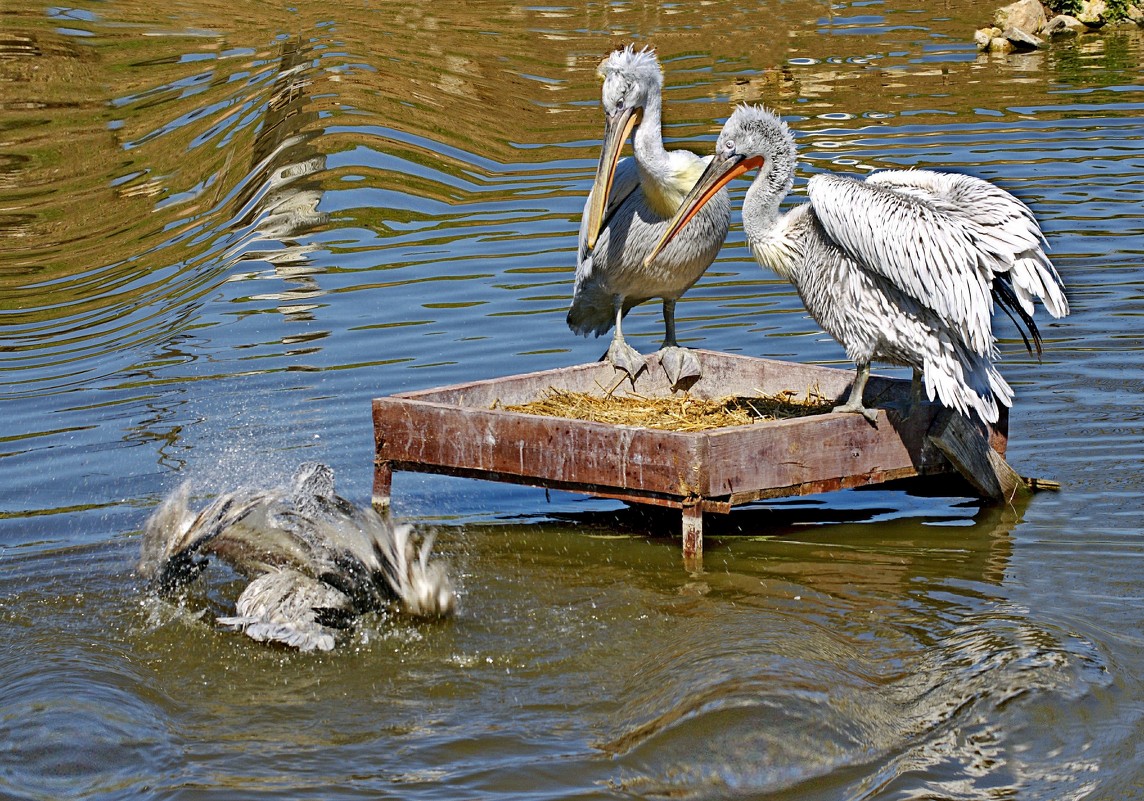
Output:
[502, 387, 831, 432]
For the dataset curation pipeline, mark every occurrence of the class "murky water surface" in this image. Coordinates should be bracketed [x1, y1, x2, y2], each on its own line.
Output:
[2, 0, 1143, 798]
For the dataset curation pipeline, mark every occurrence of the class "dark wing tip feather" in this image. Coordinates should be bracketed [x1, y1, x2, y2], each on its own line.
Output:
[992, 275, 1043, 358]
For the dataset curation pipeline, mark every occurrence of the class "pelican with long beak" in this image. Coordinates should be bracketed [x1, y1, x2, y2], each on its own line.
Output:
[647, 104, 1068, 423]
[567, 45, 731, 386]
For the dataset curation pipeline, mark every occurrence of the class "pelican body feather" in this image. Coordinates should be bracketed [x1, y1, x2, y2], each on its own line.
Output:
[652, 104, 1068, 423]
[567, 45, 731, 361]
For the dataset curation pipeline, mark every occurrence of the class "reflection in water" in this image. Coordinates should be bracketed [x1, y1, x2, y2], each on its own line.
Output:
[222, 37, 331, 329]
[0, 0, 1142, 798]
[593, 502, 1108, 798]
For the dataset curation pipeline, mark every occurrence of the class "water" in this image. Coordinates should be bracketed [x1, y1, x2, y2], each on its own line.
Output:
[1, 0, 1143, 797]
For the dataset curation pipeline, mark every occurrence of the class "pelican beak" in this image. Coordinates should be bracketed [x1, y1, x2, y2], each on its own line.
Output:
[585, 105, 643, 250]
[644, 151, 764, 267]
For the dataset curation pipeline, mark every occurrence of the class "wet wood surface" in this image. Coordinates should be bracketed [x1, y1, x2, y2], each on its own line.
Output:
[373, 350, 1010, 557]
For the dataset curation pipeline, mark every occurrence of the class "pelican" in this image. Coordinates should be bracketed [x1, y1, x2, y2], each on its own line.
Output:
[568, 45, 731, 386]
[647, 104, 1069, 423]
[138, 462, 455, 651]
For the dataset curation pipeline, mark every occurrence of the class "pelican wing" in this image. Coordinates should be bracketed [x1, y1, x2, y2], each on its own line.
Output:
[139, 484, 275, 589]
[807, 170, 1065, 355]
[576, 155, 642, 275]
[867, 170, 1068, 319]
[366, 517, 455, 617]
[218, 568, 348, 652]
[198, 494, 319, 578]
[313, 505, 455, 617]
[138, 482, 198, 581]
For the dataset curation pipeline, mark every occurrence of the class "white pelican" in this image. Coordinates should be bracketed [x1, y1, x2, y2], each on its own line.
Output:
[647, 104, 1069, 423]
[139, 462, 454, 651]
[568, 45, 731, 386]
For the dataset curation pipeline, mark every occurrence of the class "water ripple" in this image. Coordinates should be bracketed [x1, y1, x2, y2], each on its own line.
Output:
[1, 5, 1143, 799]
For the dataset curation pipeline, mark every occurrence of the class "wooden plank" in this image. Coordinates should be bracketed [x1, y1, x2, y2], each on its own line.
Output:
[397, 360, 619, 407]
[397, 350, 864, 406]
[374, 460, 701, 509]
[373, 398, 705, 496]
[703, 411, 902, 496]
[926, 409, 1025, 502]
[372, 459, 393, 508]
[682, 504, 703, 561]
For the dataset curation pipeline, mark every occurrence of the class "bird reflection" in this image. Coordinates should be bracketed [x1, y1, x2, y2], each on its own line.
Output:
[224, 37, 331, 325]
[138, 462, 455, 652]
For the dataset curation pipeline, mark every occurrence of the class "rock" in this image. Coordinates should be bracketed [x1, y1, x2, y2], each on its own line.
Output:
[1044, 14, 1086, 36]
[1076, 0, 1108, 27]
[990, 36, 1015, 53]
[1002, 25, 1047, 49]
[993, 0, 1046, 34]
[975, 26, 1001, 49]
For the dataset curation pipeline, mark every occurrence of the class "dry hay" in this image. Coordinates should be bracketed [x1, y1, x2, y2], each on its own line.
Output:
[502, 387, 833, 432]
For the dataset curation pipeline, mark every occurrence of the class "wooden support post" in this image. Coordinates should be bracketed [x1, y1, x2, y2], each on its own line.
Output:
[682, 502, 703, 566]
[927, 410, 1027, 503]
[372, 460, 393, 510]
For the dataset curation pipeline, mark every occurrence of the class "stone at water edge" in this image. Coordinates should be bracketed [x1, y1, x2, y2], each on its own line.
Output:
[1044, 14, 1087, 36]
[1076, 0, 1108, 26]
[1002, 25, 1047, 49]
[993, 0, 1047, 35]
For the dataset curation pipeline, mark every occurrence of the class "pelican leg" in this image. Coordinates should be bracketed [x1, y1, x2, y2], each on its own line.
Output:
[657, 298, 702, 387]
[605, 298, 646, 380]
[834, 361, 879, 423]
[885, 368, 925, 420]
[910, 368, 925, 406]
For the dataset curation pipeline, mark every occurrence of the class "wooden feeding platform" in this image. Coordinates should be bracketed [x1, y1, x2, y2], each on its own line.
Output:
[372, 350, 1026, 559]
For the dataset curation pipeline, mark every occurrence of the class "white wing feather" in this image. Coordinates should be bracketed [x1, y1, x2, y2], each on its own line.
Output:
[218, 568, 344, 652]
[868, 169, 1068, 319]
[808, 172, 995, 355]
[808, 170, 1067, 358]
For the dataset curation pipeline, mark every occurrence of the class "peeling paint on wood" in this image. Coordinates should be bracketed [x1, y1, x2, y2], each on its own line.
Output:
[373, 350, 1011, 559]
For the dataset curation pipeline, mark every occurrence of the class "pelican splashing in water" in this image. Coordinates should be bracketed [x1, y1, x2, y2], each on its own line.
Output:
[138, 462, 455, 651]
[648, 104, 1069, 422]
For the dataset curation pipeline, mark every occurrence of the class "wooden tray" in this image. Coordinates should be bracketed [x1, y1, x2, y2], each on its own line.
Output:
[372, 350, 1009, 557]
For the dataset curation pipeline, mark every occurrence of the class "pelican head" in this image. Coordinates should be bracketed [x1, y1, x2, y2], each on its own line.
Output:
[646, 104, 796, 265]
[584, 45, 664, 250]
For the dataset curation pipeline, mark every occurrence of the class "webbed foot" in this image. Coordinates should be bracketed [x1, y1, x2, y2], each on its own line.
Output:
[659, 346, 701, 388]
[605, 336, 646, 380]
[833, 399, 879, 424]
[834, 362, 877, 423]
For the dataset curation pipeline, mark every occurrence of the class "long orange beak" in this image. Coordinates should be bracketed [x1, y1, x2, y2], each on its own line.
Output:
[644, 152, 764, 267]
[584, 105, 642, 251]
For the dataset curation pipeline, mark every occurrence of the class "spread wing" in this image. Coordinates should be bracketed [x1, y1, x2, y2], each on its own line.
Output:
[808, 170, 1067, 356]
[138, 483, 274, 590]
[218, 568, 348, 652]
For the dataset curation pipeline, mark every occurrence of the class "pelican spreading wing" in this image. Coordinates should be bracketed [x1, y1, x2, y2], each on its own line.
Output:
[648, 104, 1068, 423]
[138, 462, 455, 651]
